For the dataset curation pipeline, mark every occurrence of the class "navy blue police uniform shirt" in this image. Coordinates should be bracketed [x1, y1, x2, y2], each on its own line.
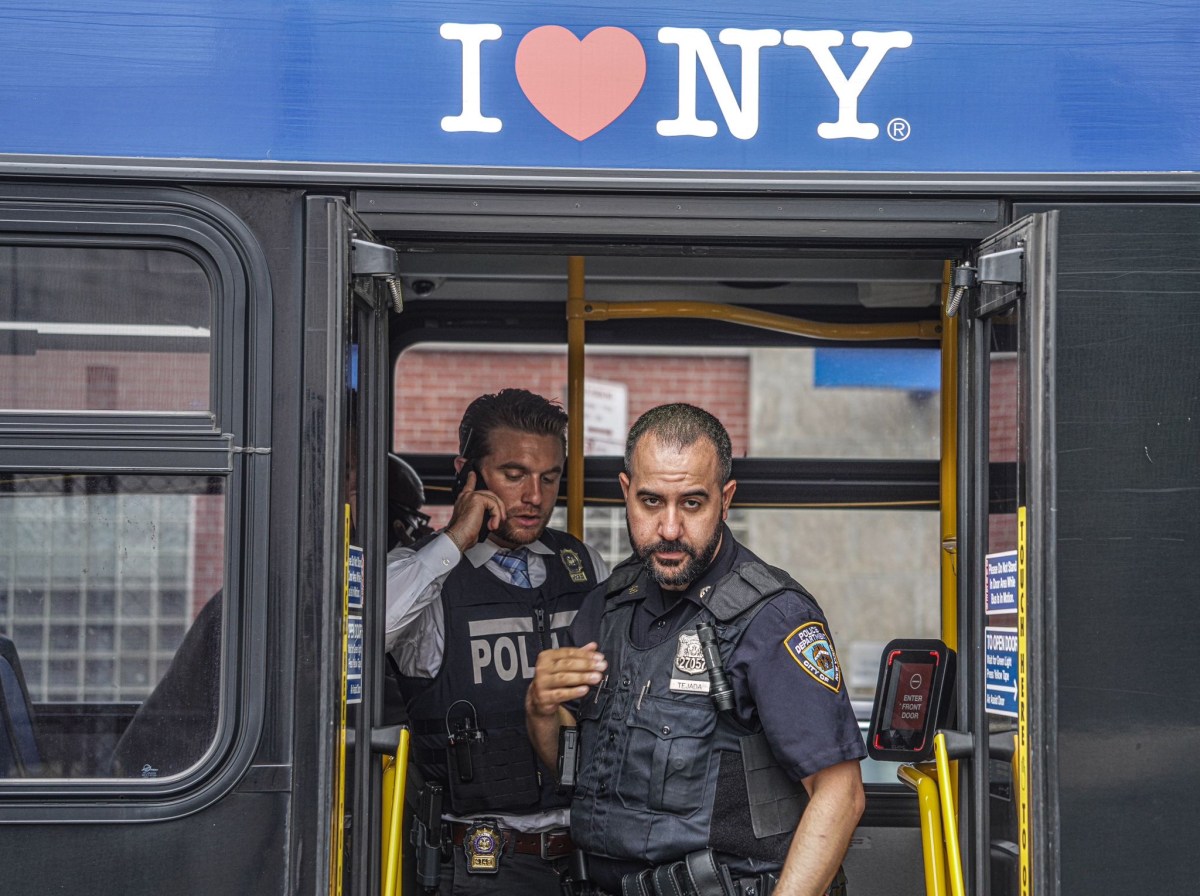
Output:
[566, 527, 866, 783]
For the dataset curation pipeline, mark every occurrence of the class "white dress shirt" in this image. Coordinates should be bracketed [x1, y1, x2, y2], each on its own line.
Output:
[384, 531, 610, 677]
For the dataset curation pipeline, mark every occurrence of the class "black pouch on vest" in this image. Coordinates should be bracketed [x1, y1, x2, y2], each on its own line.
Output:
[445, 725, 541, 815]
[709, 733, 807, 864]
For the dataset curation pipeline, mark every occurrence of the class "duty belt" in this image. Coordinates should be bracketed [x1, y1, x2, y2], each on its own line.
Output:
[448, 821, 574, 860]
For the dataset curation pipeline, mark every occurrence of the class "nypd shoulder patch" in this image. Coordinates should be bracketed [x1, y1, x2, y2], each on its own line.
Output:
[783, 622, 842, 693]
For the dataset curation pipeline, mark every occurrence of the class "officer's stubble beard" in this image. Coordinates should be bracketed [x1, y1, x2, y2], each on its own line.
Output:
[628, 516, 723, 590]
[491, 502, 553, 549]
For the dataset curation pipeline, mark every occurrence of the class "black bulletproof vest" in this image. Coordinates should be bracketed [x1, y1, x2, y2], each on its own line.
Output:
[399, 528, 597, 815]
[572, 560, 811, 874]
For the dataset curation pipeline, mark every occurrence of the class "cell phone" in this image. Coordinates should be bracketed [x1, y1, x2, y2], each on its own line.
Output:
[451, 460, 493, 543]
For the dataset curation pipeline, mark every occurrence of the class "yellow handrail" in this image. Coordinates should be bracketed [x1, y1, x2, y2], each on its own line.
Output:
[898, 763, 949, 896]
[934, 733, 966, 896]
[381, 727, 411, 896]
[570, 298, 942, 342]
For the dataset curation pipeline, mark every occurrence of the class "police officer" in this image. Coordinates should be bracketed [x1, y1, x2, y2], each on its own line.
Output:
[386, 388, 609, 895]
[527, 403, 865, 896]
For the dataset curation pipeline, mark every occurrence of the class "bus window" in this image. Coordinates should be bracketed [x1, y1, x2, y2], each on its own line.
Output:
[0, 194, 265, 792]
[0, 473, 225, 779]
[0, 245, 212, 414]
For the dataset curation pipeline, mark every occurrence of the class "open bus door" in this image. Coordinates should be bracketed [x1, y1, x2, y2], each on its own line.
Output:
[957, 212, 1056, 896]
[302, 196, 402, 896]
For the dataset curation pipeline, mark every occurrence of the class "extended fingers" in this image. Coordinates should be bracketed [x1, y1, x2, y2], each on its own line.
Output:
[532, 647, 607, 707]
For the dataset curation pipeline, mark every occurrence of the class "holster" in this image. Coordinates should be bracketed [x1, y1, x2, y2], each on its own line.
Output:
[561, 848, 601, 896]
[409, 782, 445, 892]
[618, 849, 846, 896]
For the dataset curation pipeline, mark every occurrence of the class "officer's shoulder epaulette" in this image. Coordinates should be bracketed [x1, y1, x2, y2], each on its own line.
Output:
[601, 555, 643, 600]
[703, 561, 808, 622]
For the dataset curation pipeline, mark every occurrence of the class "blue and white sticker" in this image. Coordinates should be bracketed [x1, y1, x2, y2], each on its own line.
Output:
[784, 622, 842, 693]
[347, 615, 364, 704]
[348, 544, 364, 611]
[985, 550, 1018, 615]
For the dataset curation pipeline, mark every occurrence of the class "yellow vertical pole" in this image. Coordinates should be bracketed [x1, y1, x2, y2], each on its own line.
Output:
[937, 262, 962, 842]
[939, 261, 959, 653]
[566, 257, 586, 539]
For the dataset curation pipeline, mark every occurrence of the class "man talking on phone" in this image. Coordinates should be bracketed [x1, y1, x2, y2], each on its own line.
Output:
[386, 388, 609, 895]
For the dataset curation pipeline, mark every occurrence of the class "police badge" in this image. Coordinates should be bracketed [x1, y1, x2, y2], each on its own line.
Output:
[463, 820, 504, 873]
[670, 630, 711, 694]
[559, 548, 589, 583]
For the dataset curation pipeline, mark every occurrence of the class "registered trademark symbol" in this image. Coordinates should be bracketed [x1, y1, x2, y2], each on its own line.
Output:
[887, 118, 911, 141]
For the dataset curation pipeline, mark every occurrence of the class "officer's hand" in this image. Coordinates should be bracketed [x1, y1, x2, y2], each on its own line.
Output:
[527, 643, 607, 718]
[444, 470, 505, 552]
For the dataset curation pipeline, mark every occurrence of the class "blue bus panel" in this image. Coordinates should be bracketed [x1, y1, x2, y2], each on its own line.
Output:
[0, 0, 1196, 173]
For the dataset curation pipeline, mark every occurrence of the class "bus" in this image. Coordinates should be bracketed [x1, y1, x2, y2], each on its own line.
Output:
[0, 2, 1197, 895]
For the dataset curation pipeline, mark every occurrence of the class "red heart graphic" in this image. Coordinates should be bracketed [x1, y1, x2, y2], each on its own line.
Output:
[515, 26, 646, 141]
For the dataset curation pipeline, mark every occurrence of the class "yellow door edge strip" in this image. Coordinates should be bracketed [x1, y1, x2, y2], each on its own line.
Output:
[1017, 506, 1032, 896]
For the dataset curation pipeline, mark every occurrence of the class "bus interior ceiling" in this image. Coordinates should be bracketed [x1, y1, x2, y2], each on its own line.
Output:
[385, 241, 956, 345]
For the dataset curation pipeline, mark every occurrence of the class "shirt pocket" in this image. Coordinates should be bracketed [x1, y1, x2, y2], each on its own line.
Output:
[573, 684, 612, 798]
[622, 694, 716, 815]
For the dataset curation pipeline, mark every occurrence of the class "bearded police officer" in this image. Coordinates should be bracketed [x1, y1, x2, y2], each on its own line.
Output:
[527, 403, 865, 896]
[387, 389, 609, 895]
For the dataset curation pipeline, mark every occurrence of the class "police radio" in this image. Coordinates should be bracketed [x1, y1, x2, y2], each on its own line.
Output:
[556, 725, 580, 793]
[695, 622, 736, 713]
[446, 701, 486, 783]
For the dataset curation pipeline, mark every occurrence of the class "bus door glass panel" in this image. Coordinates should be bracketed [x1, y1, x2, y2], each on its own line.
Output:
[338, 223, 391, 896]
[983, 293, 1022, 896]
[966, 215, 1049, 896]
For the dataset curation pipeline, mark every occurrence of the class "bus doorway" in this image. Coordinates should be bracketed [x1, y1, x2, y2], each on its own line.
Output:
[369, 192, 1003, 896]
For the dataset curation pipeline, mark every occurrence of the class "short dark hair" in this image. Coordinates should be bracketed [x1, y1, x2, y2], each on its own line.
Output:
[458, 389, 569, 460]
[624, 403, 733, 484]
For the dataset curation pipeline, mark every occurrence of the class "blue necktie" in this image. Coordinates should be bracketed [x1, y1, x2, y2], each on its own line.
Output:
[492, 548, 532, 588]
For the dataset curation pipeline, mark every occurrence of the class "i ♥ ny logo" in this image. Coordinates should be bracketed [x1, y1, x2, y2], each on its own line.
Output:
[441, 23, 914, 142]
[516, 26, 646, 141]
